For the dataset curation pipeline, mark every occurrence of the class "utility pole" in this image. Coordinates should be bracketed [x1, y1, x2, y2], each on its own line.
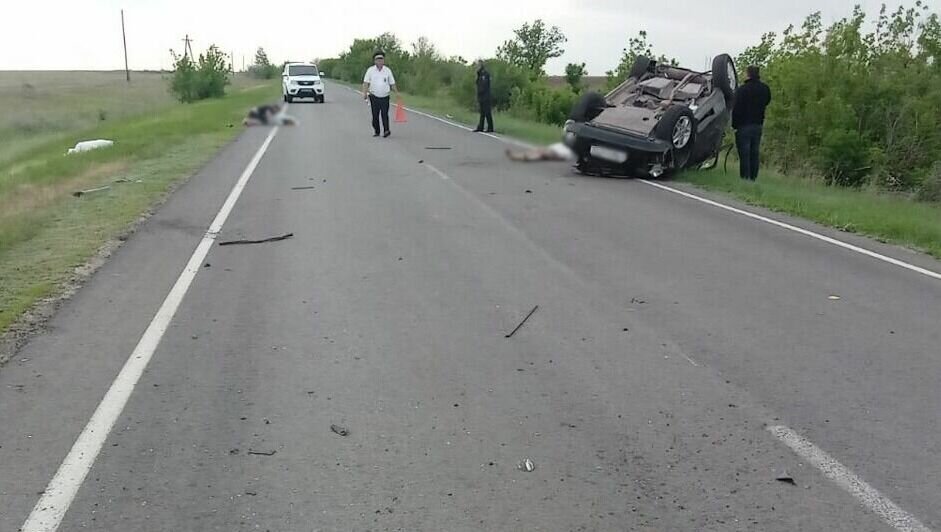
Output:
[121, 9, 130, 83]
[183, 34, 194, 59]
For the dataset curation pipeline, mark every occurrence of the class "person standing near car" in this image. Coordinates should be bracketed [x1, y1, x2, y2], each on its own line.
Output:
[732, 65, 771, 180]
[362, 51, 399, 137]
[474, 60, 494, 133]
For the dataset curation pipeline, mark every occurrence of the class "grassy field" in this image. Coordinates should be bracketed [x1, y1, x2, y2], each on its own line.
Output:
[384, 82, 941, 260]
[0, 71, 278, 333]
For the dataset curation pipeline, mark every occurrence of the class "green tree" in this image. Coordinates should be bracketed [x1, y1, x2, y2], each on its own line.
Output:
[605, 30, 676, 90]
[169, 44, 230, 102]
[564, 62, 587, 93]
[496, 19, 566, 76]
[249, 47, 278, 79]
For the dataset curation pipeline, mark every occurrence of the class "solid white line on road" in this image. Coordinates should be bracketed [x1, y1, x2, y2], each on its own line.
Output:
[767, 425, 932, 532]
[638, 179, 941, 282]
[20, 122, 282, 532]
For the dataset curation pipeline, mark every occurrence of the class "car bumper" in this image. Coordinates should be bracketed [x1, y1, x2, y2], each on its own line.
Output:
[570, 123, 670, 154]
[286, 86, 324, 96]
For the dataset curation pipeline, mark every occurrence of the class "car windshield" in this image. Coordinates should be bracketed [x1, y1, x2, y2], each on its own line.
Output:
[289, 65, 318, 76]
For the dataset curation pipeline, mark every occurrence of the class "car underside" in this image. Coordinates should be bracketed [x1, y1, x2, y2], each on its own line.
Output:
[564, 54, 738, 178]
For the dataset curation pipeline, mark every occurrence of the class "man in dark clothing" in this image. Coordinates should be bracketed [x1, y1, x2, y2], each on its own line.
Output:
[474, 61, 494, 133]
[732, 65, 772, 180]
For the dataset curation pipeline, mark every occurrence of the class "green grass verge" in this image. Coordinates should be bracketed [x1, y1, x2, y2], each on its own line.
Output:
[0, 82, 278, 333]
[677, 166, 941, 259]
[346, 81, 941, 261]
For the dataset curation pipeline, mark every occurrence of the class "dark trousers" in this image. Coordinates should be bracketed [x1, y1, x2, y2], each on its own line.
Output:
[735, 124, 763, 180]
[369, 94, 390, 134]
[477, 98, 493, 131]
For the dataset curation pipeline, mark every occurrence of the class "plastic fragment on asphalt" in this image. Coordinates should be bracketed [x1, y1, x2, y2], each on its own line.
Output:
[218, 233, 294, 246]
[518, 458, 535, 472]
[828, 295, 841, 300]
[505, 305, 539, 338]
[248, 449, 276, 456]
[331, 424, 350, 437]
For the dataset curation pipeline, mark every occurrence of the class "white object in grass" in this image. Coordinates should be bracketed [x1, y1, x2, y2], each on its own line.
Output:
[67, 139, 114, 155]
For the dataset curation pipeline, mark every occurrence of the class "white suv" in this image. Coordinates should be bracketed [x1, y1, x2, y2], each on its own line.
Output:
[282, 62, 325, 103]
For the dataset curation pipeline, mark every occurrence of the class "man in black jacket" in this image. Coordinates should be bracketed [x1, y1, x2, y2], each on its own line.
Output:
[474, 61, 494, 133]
[732, 65, 772, 180]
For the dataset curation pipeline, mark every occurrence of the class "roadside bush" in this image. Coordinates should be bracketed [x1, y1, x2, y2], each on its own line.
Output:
[510, 83, 577, 126]
[917, 162, 941, 202]
[739, 4, 941, 190]
[169, 45, 230, 103]
[452, 59, 531, 111]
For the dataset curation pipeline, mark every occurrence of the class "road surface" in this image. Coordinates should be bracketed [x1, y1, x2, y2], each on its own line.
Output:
[1, 84, 939, 531]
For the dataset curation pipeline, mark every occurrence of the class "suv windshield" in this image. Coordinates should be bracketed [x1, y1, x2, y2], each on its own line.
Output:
[288, 65, 318, 76]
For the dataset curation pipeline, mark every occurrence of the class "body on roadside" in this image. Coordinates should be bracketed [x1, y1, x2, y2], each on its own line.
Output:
[362, 51, 399, 138]
[474, 60, 494, 133]
[732, 66, 772, 181]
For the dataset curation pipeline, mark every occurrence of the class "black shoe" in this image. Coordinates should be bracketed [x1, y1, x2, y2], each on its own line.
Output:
[373, 132, 380, 137]
[485, 129, 494, 133]
[473, 128, 484, 132]
[383, 130, 391, 138]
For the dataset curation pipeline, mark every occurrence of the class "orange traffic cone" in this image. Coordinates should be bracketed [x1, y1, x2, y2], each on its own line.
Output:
[394, 98, 407, 123]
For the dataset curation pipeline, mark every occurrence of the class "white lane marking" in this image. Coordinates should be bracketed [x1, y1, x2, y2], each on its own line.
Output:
[21, 121, 282, 532]
[425, 163, 450, 180]
[638, 179, 941, 282]
[767, 425, 931, 532]
[417, 99, 935, 531]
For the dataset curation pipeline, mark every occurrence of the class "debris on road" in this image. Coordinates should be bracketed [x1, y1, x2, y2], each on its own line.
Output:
[418, 159, 424, 164]
[424, 146, 452, 150]
[518, 458, 536, 472]
[291, 186, 316, 190]
[72, 185, 111, 197]
[218, 233, 294, 246]
[828, 295, 841, 300]
[775, 471, 796, 485]
[505, 305, 539, 338]
[248, 449, 277, 456]
[525, 189, 533, 194]
[67, 139, 113, 155]
[203, 263, 211, 268]
[330, 424, 350, 437]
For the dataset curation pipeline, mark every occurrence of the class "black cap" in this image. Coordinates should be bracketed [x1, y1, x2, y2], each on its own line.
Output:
[373, 50, 385, 59]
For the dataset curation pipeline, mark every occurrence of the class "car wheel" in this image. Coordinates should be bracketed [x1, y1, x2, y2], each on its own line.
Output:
[629, 56, 652, 80]
[712, 54, 737, 102]
[283, 93, 288, 103]
[286, 94, 294, 103]
[654, 105, 697, 170]
[569, 92, 607, 123]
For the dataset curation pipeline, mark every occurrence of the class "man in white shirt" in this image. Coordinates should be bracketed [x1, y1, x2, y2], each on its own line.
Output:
[362, 51, 399, 137]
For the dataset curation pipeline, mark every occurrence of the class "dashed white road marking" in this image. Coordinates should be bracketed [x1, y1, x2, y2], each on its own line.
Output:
[21, 119, 283, 532]
[396, 89, 935, 530]
[767, 425, 932, 532]
[343, 78, 941, 283]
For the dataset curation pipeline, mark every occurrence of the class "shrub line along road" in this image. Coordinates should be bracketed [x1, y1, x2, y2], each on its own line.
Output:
[1, 83, 939, 531]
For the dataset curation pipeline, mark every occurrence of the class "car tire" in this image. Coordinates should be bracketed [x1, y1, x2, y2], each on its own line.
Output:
[569, 92, 607, 123]
[629, 55, 652, 80]
[654, 105, 697, 170]
[286, 94, 294, 103]
[283, 93, 288, 103]
[712, 54, 737, 102]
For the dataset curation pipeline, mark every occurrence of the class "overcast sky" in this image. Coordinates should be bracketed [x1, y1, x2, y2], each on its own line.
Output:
[2, 0, 938, 74]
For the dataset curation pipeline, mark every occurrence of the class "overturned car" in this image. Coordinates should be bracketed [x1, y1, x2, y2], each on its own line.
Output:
[563, 54, 737, 177]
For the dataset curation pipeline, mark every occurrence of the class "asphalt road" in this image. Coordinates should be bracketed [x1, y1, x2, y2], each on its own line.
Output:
[1, 83, 940, 531]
